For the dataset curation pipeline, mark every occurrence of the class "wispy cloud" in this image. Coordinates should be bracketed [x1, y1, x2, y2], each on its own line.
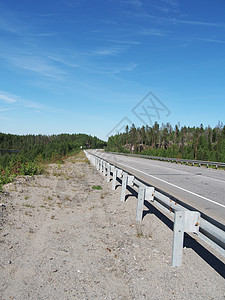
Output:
[0, 108, 15, 112]
[160, 0, 179, 7]
[114, 0, 143, 8]
[171, 18, 225, 28]
[0, 90, 46, 111]
[88, 46, 127, 56]
[113, 62, 137, 74]
[34, 13, 59, 17]
[103, 39, 140, 45]
[0, 92, 18, 103]
[0, 115, 14, 121]
[28, 32, 57, 37]
[192, 37, 225, 44]
[125, 0, 143, 7]
[48, 55, 79, 68]
[4, 53, 66, 80]
[0, 90, 76, 117]
[0, 15, 21, 34]
[138, 28, 167, 37]
[78, 60, 137, 76]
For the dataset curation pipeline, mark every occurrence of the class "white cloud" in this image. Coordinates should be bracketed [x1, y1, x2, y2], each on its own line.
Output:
[6, 54, 66, 80]
[192, 38, 225, 44]
[0, 115, 14, 121]
[48, 55, 79, 68]
[171, 18, 225, 28]
[0, 108, 15, 112]
[114, 0, 143, 8]
[109, 62, 138, 74]
[0, 92, 17, 103]
[139, 28, 167, 37]
[89, 46, 126, 56]
[127, 0, 143, 7]
[0, 91, 46, 111]
[160, 0, 179, 7]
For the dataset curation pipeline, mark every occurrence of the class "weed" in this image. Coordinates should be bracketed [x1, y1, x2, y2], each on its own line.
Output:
[53, 172, 60, 177]
[137, 233, 143, 238]
[92, 185, 103, 190]
[0, 161, 44, 190]
[24, 195, 29, 200]
[22, 204, 34, 208]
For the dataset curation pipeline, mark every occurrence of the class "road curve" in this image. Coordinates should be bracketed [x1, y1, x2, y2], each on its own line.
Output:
[89, 150, 225, 226]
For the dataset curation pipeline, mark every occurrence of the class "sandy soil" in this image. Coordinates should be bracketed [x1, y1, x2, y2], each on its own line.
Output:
[0, 152, 225, 300]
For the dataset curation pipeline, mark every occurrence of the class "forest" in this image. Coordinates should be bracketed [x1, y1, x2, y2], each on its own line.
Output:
[0, 133, 106, 189]
[106, 121, 225, 163]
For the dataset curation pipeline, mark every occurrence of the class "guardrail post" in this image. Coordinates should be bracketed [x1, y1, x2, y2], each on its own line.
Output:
[97, 158, 100, 170]
[112, 167, 117, 190]
[121, 173, 128, 202]
[103, 161, 106, 176]
[136, 187, 145, 223]
[172, 211, 200, 267]
[136, 186, 155, 223]
[100, 160, 103, 173]
[172, 211, 185, 267]
[117, 169, 123, 179]
[107, 163, 111, 182]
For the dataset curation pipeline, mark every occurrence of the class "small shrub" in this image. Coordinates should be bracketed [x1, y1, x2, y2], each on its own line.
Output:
[92, 185, 103, 190]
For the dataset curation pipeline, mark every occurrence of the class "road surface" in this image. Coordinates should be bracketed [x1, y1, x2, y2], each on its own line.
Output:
[89, 150, 225, 227]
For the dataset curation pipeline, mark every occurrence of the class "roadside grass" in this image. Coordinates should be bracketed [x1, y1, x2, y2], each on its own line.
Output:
[0, 162, 44, 191]
[92, 185, 103, 190]
[0, 150, 91, 192]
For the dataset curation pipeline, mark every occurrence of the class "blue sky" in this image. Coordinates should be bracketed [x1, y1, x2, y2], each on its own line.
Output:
[0, 0, 225, 140]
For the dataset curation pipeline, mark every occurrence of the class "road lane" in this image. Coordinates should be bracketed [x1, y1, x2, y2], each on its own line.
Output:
[90, 150, 225, 226]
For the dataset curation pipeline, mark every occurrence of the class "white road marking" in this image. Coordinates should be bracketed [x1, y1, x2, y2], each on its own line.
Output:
[115, 161, 225, 209]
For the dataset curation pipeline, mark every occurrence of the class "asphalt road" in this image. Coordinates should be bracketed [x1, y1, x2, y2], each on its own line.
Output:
[89, 150, 225, 226]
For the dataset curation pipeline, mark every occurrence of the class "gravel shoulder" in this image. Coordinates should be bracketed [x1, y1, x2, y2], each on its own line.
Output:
[0, 152, 225, 299]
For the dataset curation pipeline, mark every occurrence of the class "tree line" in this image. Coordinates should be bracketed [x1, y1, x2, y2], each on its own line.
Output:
[0, 132, 106, 189]
[106, 121, 225, 163]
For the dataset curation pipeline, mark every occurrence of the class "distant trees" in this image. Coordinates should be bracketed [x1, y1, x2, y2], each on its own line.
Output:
[106, 121, 225, 163]
[0, 133, 106, 168]
[0, 132, 106, 189]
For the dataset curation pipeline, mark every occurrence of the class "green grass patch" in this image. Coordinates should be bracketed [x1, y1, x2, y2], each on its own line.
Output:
[92, 185, 103, 190]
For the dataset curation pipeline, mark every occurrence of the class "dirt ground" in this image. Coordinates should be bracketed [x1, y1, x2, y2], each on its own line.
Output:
[0, 151, 225, 300]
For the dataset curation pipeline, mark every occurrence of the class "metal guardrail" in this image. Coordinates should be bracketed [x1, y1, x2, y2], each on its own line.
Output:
[85, 150, 225, 267]
[108, 152, 225, 169]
